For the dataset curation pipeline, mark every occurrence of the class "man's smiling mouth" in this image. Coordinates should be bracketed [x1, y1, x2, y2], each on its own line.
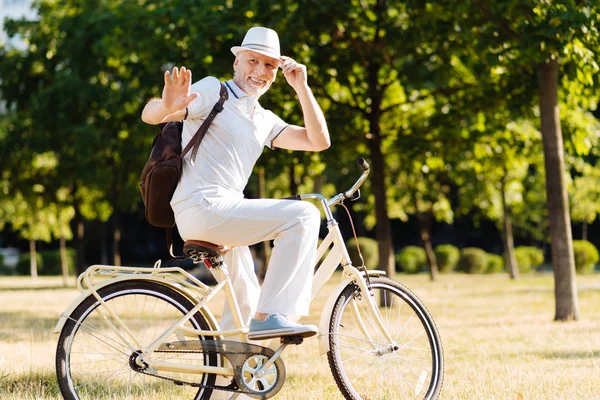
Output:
[249, 77, 265, 85]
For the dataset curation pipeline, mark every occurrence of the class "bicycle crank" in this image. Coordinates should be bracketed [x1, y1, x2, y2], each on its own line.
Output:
[142, 339, 289, 399]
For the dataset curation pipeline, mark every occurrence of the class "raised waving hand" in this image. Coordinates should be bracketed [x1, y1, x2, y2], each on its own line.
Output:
[161, 66, 199, 114]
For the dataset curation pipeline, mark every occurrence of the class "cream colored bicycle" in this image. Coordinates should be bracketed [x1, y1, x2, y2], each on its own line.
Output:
[54, 158, 444, 400]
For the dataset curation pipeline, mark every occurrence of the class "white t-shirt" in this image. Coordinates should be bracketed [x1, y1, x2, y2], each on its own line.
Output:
[171, 77, 288, 215]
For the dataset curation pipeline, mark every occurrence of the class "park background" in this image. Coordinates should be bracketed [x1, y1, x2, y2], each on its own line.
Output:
[0, 0, 599, 399]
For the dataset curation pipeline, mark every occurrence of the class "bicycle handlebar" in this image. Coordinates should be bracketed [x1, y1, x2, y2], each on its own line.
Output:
[285, 157, 371, 221]
[340, 157, 370, 201]
[356, 157, 370, 172]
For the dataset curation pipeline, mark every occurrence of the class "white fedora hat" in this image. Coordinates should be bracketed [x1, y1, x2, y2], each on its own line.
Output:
[231, 27, 280, 60]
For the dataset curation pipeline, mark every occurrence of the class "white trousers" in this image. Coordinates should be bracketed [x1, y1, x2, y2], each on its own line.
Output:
[175, 196, 321, 330]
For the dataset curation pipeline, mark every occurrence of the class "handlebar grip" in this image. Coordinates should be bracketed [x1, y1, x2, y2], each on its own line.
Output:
[356, 157, 370, 171]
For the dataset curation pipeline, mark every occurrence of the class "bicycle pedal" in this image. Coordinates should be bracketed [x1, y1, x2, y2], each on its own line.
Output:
[281, 336, 304, 345]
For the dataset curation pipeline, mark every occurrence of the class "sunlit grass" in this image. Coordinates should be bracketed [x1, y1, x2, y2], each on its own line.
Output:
[0, 273, 599, 399]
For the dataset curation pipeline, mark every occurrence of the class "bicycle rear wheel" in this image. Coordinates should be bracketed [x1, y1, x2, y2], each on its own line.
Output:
[328, 277, 444, 399]
[56, 280, 217, 400]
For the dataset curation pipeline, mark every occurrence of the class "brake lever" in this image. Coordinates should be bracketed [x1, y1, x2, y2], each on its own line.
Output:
[349, 189, 361, 201]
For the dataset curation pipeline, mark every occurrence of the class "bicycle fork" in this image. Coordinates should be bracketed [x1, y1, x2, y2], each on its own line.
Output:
[345, 269, 398, 353]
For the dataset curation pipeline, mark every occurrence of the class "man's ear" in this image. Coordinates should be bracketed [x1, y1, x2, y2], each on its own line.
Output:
[233, 57, 239, 72]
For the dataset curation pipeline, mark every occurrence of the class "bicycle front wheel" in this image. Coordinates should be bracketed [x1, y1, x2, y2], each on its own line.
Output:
[328, 277, 444, 399]
[56, 280, 218, 400]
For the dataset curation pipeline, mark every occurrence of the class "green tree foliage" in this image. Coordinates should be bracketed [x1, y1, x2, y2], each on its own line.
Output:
[396, 246, 426, 274]
[434, 244, 460, 273]
[285, 0, 448, 278]
[570, 159, 600, 239]
[454, 120, 545, 279]
[1, 0, 599, 303]
[514, 246, 545, 273]
[486, 254, 504, 274]
[572, 240, 599, 274]
[407, 0, 600, 320]
[457, 248, 488, 274]
[386, 149, 453, 280]
[0, 0, 291, 268]
[345, 237, 379, 269]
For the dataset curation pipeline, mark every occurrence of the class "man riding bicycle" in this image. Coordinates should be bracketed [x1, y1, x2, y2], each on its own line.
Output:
[141, 26, 330, 342]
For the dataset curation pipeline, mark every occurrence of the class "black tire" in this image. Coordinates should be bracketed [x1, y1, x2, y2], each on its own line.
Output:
[327, 277, 444, 399]
[56, 280, 217, 400]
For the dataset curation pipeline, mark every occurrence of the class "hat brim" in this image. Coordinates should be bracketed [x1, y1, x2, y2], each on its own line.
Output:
[231, 46, 280, 61]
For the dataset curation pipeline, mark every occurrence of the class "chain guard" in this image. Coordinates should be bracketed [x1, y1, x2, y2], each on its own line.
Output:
[135, 340, 286, 398]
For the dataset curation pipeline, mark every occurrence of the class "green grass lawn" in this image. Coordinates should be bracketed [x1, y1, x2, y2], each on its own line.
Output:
[0, 272, 599, 399]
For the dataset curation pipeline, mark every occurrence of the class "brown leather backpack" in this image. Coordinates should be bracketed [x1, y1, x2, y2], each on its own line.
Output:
[140, 82, 228, 254]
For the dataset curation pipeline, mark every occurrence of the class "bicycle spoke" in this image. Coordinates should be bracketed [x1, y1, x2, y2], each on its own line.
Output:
[328, 278, 443, 399]
[332, 332, 389, 347]
[68, 316, 131, 355]
[72, 363, 130, 388]
[393, 312, 415, 344]
[57, 281, 215, 399]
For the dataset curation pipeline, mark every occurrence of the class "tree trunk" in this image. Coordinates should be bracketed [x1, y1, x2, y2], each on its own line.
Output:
[29, 239, 37, 279]
[289, 162, 299, 196]
[538, 60, 579, 321]
[60, 236, 69, 286]
[112, 212, 121, 266]
[418, 211, 439, 281]
[100, 221, 109, 264]
[110, 173, 122, 266]
[368, 135, 395, 278]
[257, 166, 270, 281]
[367, 66, 395, 280]
[501, 175, 519, 279]
[73, 198, 86, 274]
[582, 221, 588, 242]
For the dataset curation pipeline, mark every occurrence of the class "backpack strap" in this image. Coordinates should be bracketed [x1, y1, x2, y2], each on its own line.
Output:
[167, 227, 175, 258]
[166, 83, 228, 258]
[166, 227, 180, 259]
[181, 82, 228, 166]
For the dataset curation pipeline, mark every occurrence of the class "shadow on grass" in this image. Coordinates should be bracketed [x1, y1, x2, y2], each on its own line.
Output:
[0, 285, 76, 292]
[509, 285, 600, 294]
[540, 350, 600, 360]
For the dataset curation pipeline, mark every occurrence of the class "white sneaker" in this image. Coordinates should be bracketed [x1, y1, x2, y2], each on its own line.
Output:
[247, 314, 318, 340]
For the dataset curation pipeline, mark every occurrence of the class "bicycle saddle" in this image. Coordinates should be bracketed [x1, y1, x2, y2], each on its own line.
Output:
[183, 240, 231, 258]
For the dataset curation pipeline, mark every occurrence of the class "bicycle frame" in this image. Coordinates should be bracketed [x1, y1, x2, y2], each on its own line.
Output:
[53, 160, 396, 379]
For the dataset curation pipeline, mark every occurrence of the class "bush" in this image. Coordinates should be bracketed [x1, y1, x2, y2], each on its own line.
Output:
[396, 246, 427, 274]
[346, 237, 379, 269]
[486, 254, 504, 274]
[572, 240, 599, 274]
[16, 252, 43, 275]
[515, 246, 544, 273]
[39, 248, 77, 275]
[434, 244, 460, 273]
[456, 248, 488, 274]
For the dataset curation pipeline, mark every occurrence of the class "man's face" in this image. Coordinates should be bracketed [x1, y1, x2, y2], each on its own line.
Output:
[233, 50, 280, 98]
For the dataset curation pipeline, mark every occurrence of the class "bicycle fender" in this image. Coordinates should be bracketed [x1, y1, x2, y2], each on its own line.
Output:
[52, 275, 220, 335]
